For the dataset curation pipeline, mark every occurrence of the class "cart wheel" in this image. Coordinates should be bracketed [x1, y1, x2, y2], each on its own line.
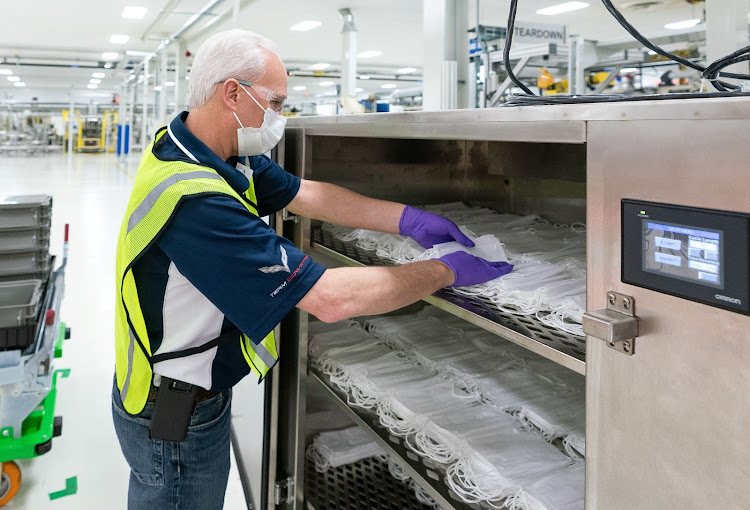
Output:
[0, 461, 21, 506]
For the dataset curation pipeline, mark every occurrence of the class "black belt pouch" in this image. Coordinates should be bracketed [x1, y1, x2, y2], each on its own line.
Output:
[148, 377, 198, 442]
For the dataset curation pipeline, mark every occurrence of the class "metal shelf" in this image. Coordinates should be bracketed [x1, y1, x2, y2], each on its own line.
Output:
[310, 227, 586, 376]
[305, 449, 435, 510]
[309, 370, 484, 510]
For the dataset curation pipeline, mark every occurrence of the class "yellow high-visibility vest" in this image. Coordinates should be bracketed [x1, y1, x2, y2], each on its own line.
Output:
[115, 129, 278, 415]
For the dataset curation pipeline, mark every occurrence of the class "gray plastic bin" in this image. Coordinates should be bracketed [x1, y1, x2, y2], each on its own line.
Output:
[0, 250, 51, 276]
[0, 195, 52, 229]
[0, 279, 42, 327]
[0, 227, 51, 253]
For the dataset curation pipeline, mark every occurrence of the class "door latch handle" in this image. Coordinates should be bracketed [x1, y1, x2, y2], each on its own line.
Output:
[281, 208, 299, 223]
[583, 291, 639, 356]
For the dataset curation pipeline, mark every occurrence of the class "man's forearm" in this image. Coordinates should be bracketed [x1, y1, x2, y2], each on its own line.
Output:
[297, 261, 454, 323]
[287, 180, 405, 234]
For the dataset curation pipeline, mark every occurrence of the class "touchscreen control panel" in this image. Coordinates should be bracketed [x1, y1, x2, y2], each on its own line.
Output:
[622, 200, 749, 315]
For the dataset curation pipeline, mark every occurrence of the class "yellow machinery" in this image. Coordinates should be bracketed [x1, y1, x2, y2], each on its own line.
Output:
[537, 68, 569, 95]
[62, 110, 118, 153]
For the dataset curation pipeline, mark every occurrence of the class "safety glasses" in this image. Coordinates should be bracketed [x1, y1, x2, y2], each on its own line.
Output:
[217, 78, 286, 113]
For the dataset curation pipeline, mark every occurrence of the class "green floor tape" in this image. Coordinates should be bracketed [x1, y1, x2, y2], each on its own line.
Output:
[49, 476, 77, 500]
[57, 369, 71, 379]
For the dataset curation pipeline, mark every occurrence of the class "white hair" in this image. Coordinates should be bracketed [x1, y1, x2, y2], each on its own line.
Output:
[188, 29, 280, 109]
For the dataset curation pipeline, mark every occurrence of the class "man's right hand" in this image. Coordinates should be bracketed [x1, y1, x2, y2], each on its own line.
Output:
[437, 251, 513, 287]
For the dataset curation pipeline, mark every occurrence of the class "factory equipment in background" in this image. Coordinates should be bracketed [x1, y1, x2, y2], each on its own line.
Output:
[78, 116, 104, 153]
[61, 110, 117, 153]
[0, 111, 62, 157]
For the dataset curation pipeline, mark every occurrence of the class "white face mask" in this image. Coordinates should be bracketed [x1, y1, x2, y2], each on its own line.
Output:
[233, 82, 287, 156]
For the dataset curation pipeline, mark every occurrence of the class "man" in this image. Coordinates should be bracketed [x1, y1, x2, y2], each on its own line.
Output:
[112, 29, 511, 509]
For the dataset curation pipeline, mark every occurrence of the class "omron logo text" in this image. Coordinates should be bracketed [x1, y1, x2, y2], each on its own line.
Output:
[715, 294, 742, 305]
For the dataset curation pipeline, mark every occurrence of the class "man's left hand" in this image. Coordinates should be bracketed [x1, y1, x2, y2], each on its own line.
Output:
[399, 205, 475, 249]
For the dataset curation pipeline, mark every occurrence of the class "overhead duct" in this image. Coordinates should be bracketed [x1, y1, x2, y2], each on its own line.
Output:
[171, 0, 226, 40]
[141, 0, 182, 41]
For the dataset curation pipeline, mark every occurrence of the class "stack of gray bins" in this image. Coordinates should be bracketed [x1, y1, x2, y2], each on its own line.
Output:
[0, 196, 52, 350]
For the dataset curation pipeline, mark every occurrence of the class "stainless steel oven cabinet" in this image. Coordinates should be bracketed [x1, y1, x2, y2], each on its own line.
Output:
[232, 99, 750, 510]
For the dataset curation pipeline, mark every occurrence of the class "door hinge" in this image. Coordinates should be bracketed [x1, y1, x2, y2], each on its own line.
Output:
[583, 291, 639, 356]
[274, 477, 295, 506]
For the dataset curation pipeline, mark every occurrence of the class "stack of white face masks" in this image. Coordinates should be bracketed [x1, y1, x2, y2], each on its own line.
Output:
[307, 426, 386, 472]
[364, 312, 586, 445]
[505, 462, 586, 510]
[320, 203, 587, 337]
[308, 316, 585, 509]
[305, 425, 446, 509]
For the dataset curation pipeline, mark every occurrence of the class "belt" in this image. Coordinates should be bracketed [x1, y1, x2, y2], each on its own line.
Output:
[147, 383, 218, 404]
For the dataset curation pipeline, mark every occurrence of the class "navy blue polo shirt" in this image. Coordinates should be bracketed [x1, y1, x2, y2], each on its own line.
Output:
[131, 111, 326, 391]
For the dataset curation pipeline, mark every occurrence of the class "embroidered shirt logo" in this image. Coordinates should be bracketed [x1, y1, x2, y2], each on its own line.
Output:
[259, 246, 290, 274]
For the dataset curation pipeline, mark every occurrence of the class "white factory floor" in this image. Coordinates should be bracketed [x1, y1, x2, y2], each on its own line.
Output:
[0, 152, 247, 509]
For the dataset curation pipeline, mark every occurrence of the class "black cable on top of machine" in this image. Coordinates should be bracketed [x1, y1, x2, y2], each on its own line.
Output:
[599, 0, 750, 91]
[503, 0, 535, 95]
[501, 0, 750, 102]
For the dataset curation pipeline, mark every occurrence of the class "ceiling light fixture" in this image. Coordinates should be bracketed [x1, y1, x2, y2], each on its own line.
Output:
[90, 79, 102, 84]
[358, 50, 382, 59]
[0, 69, 11, 75]
[290, 20, 322, 32]
[354, 87, 364, 92]
[310, 63, 331, 70]
[154, 85, 163, 91]
[7, 76, 19, 82]
[620, 68, 638, 73]
[381, 83, 397, 89]
[128, 74, 136, 81]
[14, 82, 25, 87]
[319, 81, 334, 86]
[102, 52, 119, 60]
[165, 81, 175, 87]
[324, 91, 337, 96]
[396, 67, 416, 74]
[104, 63, 113, 69]
[122, 6, 148, 19]
[87, 84, 98, 89]
[92, 72, 105, 78]
[359, 75, 370, 80]
[536, 2, 590, 15]
[109, 35, 130, 44]
[664, 19, 701, 30]
[293, 85, 307, 91]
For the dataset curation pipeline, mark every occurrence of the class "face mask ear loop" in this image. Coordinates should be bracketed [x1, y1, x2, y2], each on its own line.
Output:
[232, 111, 245, 128]
[238, 82, 267, 112]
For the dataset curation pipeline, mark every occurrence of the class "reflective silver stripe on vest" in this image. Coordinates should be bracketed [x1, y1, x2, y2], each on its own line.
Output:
[247, 338, 276, 368]
[120, 327, 136, 401]
[127, 171, 222, 233]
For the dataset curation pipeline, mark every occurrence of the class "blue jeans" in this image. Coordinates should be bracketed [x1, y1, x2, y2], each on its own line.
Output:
[111, 378, 232, 510]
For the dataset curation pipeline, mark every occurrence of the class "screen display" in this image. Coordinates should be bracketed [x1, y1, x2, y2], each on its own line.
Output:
[642, 220, 724, 289]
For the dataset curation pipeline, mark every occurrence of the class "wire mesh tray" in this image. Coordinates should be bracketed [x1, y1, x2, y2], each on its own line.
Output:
[311, 226, 586, 366]
[0, 195, 52, 230]
[306, 454, 436, 510]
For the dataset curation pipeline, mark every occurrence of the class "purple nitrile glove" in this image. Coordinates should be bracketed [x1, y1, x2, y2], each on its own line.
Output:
[399, 206, 475, 249]
[438, 251, 513, 288]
